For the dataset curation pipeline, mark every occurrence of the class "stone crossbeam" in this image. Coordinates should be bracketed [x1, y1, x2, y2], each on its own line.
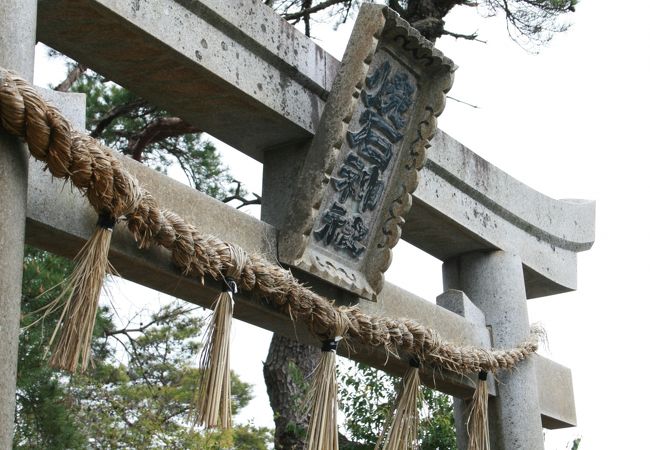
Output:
[37, 0, 595, 299]
[25, 91, 575, 429]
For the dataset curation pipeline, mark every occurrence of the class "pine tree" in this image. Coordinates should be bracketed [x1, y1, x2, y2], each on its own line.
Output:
[14, 56, 268, 448]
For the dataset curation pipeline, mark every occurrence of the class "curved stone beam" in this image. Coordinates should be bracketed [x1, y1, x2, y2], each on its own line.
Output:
[36, 0, 595, 298]
[405, 130, 596, 298]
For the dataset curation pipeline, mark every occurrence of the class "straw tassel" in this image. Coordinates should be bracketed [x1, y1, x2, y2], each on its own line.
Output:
[197, 277, 236, 429]
[377, 359, 421, 450]
[47, 213, 116, 373]
[467, 371, 490, 450]
[306, 337, 341, 450]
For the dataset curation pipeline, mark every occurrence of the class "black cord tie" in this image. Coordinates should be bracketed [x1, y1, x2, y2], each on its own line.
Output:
[224, 277, 238, 294]
[96, 212, 116, 230]
[321, 338, 339, 352]
[478, 370, 488, 381]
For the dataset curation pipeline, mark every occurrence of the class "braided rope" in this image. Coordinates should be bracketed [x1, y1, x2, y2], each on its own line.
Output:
[0, 68, 540, 375]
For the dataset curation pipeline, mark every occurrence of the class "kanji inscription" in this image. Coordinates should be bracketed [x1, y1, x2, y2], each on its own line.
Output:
[279, 5, 455, 300]
[313, 61, 415, 258]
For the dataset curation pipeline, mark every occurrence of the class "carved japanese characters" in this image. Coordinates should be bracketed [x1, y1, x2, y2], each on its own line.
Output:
[280, 5, 455, 300]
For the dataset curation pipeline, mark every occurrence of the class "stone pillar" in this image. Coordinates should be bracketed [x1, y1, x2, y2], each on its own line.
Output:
[443, 251, 544, 450]
[0, 1, 37, 447]
[260, 142, 308, 227]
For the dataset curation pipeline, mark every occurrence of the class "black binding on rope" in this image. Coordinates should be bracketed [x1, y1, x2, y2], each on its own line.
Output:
[409, 357, 421, 368]
[224, 277, 238, 294]
[97, 212, 117, 230]
[321, 338, 338, 352]
[478, 370, 488, 381]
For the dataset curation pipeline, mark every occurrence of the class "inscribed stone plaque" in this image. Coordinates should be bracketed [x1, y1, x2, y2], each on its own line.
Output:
[280, 4, 455, 300]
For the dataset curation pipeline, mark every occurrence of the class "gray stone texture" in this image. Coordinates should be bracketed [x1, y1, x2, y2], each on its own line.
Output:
[22, 99, 573, 424]
[0, 1, 36, 447]
[415, 130, 595, 299]
[13, 0, 591, 442]
[437, 289, 489, 450]
[279, 4, 455, 300]
[444, 251, 545, 450]
[36, 0, 595, 299]
[36, 0, 337, 161]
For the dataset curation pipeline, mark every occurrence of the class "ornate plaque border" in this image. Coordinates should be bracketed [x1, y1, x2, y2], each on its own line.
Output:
[279, 5, 456, 300]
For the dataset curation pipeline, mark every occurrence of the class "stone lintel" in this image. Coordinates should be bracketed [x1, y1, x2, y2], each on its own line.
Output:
[410, 131, 596, 299]
[436, 289, 486, 328]
[25, 135, 485, 397]
[535, 355, 577, 428]
[437, 289, 576, 429]
[36, 0, 338, 160]
[24, 89, 575, 427]
[36, 0, 595, 298]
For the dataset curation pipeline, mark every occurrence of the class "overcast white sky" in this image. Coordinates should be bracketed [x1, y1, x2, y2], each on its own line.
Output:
[33, 1, 650, 448]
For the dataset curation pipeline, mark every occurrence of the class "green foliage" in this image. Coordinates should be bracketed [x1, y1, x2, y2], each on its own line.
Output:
[274, 0, 577, 50]
[15, 248, 86, 449]
[15, 248, 271, 449]
[15, 54, 264, 448]
[338, 361, 456, 449]
[62, 62, 237, 201]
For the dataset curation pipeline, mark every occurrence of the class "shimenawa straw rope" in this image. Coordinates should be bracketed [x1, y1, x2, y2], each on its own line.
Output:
[306, 313, 349, 450]
[197, 243, 246, 429]
[47, 213, 116, 372]
[0, 68, 542, 417]
[377, 358, 421, 450]
[467, 371, 490, 450]
[197, 277, 235, 429]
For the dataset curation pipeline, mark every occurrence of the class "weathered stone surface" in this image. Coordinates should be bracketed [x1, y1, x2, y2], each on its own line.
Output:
[279, 4, 455, 301]
[436, 288, 486, 329]
[443, 251, 544, 450]
[22, 96, 574, 425]
[535, 355, 577, 429]
[411, 130, 596, 298]
[37, 0, 338, 160]
[437, 289, 491, 450]
[38, 88, 87, 129]
[36, 0, 595, 298]
[0, 1, 36, 447]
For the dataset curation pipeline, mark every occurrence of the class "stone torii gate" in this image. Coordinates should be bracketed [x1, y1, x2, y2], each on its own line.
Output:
[0, 0, 595, 449]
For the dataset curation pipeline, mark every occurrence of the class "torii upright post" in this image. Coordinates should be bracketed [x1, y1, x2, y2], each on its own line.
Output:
[0, 0, 36, 447]
[444, 251, 544, 449]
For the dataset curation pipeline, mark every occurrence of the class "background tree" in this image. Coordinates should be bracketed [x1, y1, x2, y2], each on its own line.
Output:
[15, 57, 269, 448]
[338, 362, 456, 449]
[271, 0, 577, 48]
[17, 246, 272, 449]
[263, 0, 578, 448]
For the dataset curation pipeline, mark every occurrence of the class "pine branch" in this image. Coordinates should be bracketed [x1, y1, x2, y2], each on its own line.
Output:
[54, 63, 87, 92]
[441, 28, 486, 43]
[90, 98, 148, 138]
[104, 305, 197, 337]
[127, 117, 201, 161]
[222, 180, 262, 209]
[282, 0, 347, 21]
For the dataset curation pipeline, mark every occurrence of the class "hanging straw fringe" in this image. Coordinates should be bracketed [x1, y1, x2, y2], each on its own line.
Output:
[47, 213, 116, 372]
[197, 277, 236, 429]
[306, 337, 341, 450]
[467, 371, 490, 450]
[377, 359, 421, 450]
[196, 243, 246, 429]
[1, 67, 542, 388]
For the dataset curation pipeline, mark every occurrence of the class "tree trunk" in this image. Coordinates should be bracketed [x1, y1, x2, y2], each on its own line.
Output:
[263, 334, 320, 449]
